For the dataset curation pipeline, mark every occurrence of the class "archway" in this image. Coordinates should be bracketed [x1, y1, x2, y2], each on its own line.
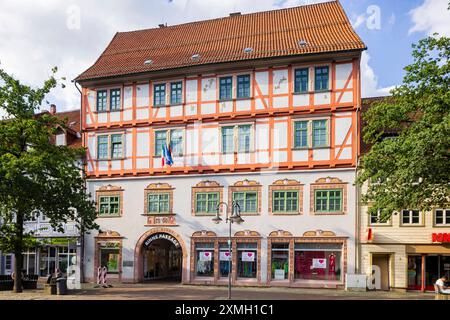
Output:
[134, 228, 187, 283]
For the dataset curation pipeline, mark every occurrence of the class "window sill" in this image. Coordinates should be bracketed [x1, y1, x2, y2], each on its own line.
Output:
[218, 99, 233, 102]
[141, 212, 175, 216]
[292, 92, 309, 95]
[169, 103, 183, 107]
[399, 224, 425, 227]
[236, 96, 251, 100]
[368, 223, 392, 227]
[433, 224, 450, 228]
[194, 213, 217, 216]
[272, 212, 301, 215]
[153, 105, 167, 108]
[313, 89, 331, 93]
[313, 211, 345, 215]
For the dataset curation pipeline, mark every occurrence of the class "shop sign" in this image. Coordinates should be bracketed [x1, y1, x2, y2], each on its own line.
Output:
[40, 237, 77, 246]
[98, 241, 120, 248]
[143, 233, 180, 248]
[312, 258, 327, 269]
[219, 251, 231, 261]
[432, 233, 450, 243]
[199, 251, 212, 261]
[242, 251, 255, 262]
[274, 269, 285, 280]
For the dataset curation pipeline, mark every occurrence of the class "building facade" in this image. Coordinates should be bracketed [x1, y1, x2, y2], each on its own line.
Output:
[0, 108, 83, 288]
[359, 98, 450, 292]
[76, 2, 366, 288]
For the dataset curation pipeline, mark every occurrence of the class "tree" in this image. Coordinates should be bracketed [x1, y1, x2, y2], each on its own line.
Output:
[0, 67, 98, 293]
[357, 35, 450, 221]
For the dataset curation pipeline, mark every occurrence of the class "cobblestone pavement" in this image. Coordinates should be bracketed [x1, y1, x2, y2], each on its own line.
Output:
[0, 282, 436, 300]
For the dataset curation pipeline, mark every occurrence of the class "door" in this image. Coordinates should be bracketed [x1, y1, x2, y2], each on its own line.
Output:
[372, 254, 390, 291]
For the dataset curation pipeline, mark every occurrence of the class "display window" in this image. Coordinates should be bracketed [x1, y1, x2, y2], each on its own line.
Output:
[195, 243, 214, 277]
[294, 243, 342, 281]
[271, 243, 289, 280]
[219, 243, 231, 277]
[237, 243, 257, 279]
[407, 255, 422, 290]
[407, 255, 450, 291]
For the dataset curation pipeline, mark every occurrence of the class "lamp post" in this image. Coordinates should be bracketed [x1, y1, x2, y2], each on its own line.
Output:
[212, 201, 244, 300]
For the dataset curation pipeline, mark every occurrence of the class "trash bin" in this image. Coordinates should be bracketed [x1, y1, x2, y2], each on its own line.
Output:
[56, 277, 67, 295]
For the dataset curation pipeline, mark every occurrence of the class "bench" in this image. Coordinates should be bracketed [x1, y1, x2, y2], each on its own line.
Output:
[0, 275, 14, 291]
[434, 284, 449, 300]
[23, 274, 39, 290]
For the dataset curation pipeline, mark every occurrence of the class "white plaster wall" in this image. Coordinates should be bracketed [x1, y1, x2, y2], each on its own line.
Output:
[84, 169, 357, 283]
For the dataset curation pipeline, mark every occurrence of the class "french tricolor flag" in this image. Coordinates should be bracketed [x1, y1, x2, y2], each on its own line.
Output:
[161, 143, 173, 167]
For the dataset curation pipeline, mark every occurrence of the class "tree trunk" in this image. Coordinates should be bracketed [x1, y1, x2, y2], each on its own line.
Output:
[13, 211, 23, 293]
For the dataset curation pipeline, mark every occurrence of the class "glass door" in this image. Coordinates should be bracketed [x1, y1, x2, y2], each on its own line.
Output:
[425, 255, 439, 291]
[407, 255, 422, 290]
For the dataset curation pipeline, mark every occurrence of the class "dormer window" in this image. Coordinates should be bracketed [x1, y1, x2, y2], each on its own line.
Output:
[56, 133, 66, 146]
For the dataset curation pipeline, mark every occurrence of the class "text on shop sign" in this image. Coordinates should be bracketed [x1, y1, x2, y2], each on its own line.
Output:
[432, 233, 450, 243]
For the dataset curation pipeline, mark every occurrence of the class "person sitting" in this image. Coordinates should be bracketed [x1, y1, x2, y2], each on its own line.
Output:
[435, 276, 450, 294]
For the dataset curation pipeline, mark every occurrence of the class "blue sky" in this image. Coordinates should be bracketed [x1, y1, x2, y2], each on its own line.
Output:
[0, 0, 448, 114]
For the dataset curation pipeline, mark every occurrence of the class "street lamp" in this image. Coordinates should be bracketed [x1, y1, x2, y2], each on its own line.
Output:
[213, 201, 244, 300]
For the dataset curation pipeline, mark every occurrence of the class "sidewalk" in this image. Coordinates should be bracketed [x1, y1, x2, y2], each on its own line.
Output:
[0, 282, 436, 300]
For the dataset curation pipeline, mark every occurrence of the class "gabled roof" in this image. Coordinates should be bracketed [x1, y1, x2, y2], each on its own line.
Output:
[38, 109, 82, 148]
[76, 1, 366, 82]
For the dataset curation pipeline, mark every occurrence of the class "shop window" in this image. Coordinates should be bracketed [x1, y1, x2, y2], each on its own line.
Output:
[232, 191, 257, 213]
[195, 243, 214, 277]
[294, 243, 342, 281]
[407, 255, 422, 290]
[219, 243, 231, 277]
[237, 74, 250, 99]
[237, 243, 257, 279]
[22, 250, 37, 275]
[148, 193, 170, 214]
[195, 192, 219, 214]
[99, 247, 119, 273]
[314, 189, 342, 213]
[401, 210, 421, 225]
[110, 88, 121, 111]
[98, 195, 120, 216]
[271, 243, 289, 280]
[435, 209, 450, 226]
[294, 68, 309, 93]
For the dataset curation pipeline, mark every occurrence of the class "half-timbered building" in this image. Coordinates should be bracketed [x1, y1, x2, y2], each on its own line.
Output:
[75, 1, 366, 288]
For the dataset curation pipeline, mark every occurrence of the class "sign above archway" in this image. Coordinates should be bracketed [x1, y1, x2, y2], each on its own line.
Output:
[143, 233, 181, 249]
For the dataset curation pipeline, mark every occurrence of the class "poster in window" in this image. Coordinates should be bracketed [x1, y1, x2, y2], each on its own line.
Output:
[274, 269, 285, 280]
[220, 251, 231, 261]
[312, 258, 327, 269]
[199, 251, 212, 261]
[242, 251, 255, 262]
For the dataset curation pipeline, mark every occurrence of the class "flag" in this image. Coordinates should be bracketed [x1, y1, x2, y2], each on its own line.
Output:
[161, 143, 173, 167]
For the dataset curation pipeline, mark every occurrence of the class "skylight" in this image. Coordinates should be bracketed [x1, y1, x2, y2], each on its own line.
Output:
[191, 54, 201, 61]
[144, 59, 153, 65]
[243, 47, 254, 54]
[298, 40, 307, 46]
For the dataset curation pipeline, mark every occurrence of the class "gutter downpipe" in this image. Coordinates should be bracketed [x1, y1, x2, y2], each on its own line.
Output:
[73, 80, 86, 284]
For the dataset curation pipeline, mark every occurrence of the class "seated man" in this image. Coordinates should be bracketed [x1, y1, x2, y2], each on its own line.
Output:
[435, 276, 450, 294]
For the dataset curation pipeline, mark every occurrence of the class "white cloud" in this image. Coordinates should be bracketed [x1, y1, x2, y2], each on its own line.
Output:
[0, 0, 329, 114]
[409, 0, 450, 36]
[360, 52, 396, 98]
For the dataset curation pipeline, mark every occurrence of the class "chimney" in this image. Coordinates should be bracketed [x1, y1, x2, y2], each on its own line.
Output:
[50, 104, 57, 115]
[229, 12, 241, 17]
[158, 23, 167, 28]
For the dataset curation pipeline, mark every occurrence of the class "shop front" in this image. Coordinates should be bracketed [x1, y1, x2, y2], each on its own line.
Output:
[406, 244, 450, 291]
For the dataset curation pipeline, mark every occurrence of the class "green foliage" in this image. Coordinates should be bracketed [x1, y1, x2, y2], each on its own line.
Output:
[0, 67, 98, 257]
[357, 35, 450, 221]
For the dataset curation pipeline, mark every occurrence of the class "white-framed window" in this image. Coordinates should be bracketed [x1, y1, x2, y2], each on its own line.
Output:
[154, 128, 184, 157]
[435, 209, 450, 226]
[369, 210, 390, 225]
[56, 133, 66, 146]
[401, 209, 421, 225]
[293, 118, 330, 149]
[220, 123, 253, 154]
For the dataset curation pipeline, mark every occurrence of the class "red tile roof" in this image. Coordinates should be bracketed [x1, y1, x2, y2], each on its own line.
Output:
[76, 1, 365, 81]
[38, 109, 82, 148]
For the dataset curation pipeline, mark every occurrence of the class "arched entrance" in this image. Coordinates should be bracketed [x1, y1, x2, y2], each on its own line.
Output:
[134, 228, 187, 283]
[143, 233, 181, 281]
